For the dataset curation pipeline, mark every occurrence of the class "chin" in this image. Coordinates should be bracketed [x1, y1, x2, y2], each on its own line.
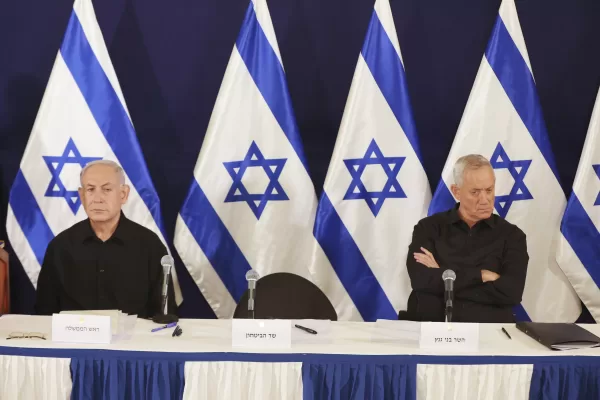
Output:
[88, 213, 112, 222]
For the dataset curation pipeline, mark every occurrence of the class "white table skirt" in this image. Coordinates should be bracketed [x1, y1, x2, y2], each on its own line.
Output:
[0, 354, 71, 400]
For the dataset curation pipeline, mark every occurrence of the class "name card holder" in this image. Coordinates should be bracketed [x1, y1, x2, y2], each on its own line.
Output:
[232, 319, 291, 349]
[52, 313, 112, 344]
[419, 322, 479, 352]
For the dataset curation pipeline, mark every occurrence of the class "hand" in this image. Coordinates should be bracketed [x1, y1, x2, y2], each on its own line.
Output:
[414, 247, 440, 269]
[481, 269, 500, 282]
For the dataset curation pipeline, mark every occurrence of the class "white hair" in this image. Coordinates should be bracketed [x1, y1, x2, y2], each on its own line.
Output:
[453, 154, 493, 187]
[80, 160, 126, 186]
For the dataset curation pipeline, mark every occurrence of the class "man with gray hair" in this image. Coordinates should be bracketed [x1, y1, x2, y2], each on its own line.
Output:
[35, 160, 175, 318]
[405, 154, 528, 322]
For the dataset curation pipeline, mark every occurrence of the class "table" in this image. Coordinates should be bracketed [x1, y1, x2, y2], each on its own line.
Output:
[0, 315, 599, 400]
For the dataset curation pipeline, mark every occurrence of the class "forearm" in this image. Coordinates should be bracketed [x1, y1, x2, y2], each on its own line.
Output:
[456, 277, 523, 306]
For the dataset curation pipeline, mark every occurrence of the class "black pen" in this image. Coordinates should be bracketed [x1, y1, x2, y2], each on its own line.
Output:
[294, 324, 317, 335]
[172, 325, 183, 337]
[502, 327, 512, 340]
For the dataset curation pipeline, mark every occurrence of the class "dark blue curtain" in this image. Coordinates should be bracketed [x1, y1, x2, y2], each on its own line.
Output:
[1, 0, 599, 318]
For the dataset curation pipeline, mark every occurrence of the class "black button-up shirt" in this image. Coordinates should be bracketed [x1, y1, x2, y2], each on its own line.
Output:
[35, 213, 171, 318]
[406, 204, 529, 323]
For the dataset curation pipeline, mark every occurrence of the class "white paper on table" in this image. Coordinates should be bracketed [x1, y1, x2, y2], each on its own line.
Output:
[60, 310, 136, 340]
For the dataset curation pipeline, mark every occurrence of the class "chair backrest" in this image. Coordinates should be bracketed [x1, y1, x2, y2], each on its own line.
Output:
[233, 272, 337, 321]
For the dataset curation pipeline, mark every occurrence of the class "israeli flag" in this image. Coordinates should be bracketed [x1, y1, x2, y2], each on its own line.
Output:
[174, 0, 337, 318]
[313, 0, 431, 321]
[557, 88, 600, 322]
[429, 0, 580, 322]
[6, 0, 182, 304]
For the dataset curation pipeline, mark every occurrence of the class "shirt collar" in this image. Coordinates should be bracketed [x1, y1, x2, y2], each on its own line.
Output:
[448, 203, 496, 228]
[81, 211, 128, 244]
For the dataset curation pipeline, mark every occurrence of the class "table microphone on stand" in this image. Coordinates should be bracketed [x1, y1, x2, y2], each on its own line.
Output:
[245, 269, 260, 319]
[153, 255, 179, 324]
[442, 269, 456, 323]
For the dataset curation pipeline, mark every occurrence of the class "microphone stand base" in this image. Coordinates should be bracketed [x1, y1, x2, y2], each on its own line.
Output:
[152, 314, 179, 324]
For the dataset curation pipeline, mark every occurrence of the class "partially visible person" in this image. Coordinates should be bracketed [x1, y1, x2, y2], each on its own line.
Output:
[0, 241, 9, 314]
[406, 154, 528, 323]
[35, 160, 174, 318]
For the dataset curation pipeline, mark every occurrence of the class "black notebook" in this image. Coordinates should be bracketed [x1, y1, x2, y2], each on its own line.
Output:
[516, 322, 600, 351]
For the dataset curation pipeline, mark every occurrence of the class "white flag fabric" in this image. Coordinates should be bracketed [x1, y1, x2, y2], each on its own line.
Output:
[557, 88, 600, 322]
[428, 0, 580, 322]
[174, 0, 337, 318]
[6, 0, 182, 304]
[313, 0, 431, 321]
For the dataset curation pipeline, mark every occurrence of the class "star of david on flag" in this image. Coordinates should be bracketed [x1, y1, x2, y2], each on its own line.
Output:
[223, 141, 289, 219]
[42, 138, 102, 214]
[594, 164, 600, 206]
[490, 143, 533, 218]
[343, 139, 406, 217]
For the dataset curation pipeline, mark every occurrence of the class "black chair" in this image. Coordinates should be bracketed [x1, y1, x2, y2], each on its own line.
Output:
[397, 310, 411, 321]
[233, 272, 337, 321]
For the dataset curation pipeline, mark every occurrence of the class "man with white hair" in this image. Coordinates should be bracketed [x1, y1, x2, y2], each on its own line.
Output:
[406, 154, 529, 322]
[35, 160, 174, 318]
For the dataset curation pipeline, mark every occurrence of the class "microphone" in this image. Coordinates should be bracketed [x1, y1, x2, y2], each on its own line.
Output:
[152, 255, 179, 324]
[245, 269, 260, 319]
[442, 269, 456, 323]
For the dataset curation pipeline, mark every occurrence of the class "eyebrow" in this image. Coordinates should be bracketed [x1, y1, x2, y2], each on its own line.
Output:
[84, 182, 114, 188]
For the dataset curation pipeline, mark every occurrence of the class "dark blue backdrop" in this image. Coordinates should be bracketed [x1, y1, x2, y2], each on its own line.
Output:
[1, 0, 599, 318]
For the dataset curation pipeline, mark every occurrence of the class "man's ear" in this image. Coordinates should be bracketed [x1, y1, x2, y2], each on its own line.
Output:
[120, 184, 130, 205]
[450, 184, 460, 201]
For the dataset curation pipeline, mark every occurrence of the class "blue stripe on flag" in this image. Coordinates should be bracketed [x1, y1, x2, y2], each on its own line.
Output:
[235, 3, 310, 172]
[60, 11, 164, 231]
[314, 192, 397, 321]
[561, 193, 600, 287]
[8, 170, 55, 266]
[485, 17, 560, 183]
[361, 12, 423, 165]
[179, 180, 251, 301]
[428, 180, 455, 216]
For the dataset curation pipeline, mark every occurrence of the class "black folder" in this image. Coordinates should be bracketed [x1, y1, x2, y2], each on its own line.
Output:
[516, 322, 600, 351]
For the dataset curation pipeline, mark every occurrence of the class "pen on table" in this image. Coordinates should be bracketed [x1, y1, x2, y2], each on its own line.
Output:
[294, 324, 317, 335]
[501, 327, 512, 340]
[151, 322, 177, 332]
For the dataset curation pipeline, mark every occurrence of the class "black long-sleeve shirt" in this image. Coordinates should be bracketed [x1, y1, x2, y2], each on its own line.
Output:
[406, 204, 528, 323]
[35, 213, 174, 318]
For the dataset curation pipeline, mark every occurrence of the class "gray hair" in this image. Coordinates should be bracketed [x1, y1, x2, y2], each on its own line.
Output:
[80, 160, 126, 186]
[453, 154, 492, 187]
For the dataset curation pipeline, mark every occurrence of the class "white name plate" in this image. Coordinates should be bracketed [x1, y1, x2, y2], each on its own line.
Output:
[420, 322, 479, 352]
[52, 314, 112, 344]
[232, 319, 291, 349]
